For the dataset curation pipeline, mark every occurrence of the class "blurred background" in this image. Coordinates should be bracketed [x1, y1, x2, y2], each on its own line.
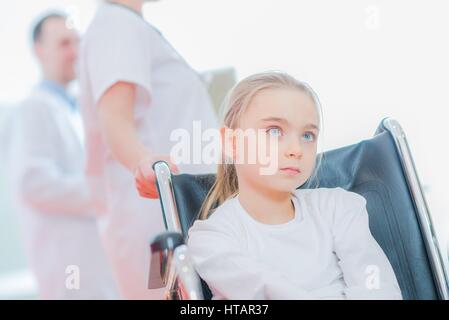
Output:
[0, 0, 448, 299]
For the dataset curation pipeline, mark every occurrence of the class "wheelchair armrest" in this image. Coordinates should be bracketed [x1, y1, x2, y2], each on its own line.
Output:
[148, 231, 204, 300]
[148, 231, 184, 289]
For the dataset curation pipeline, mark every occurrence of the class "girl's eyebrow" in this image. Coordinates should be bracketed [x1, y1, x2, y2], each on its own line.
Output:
[304, 123, 320, 131]
[260, 117, 319, 131]
[260, 117, 288, 124]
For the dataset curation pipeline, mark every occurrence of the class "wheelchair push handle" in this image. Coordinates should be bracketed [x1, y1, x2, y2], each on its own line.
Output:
[153, 160, 183, 233]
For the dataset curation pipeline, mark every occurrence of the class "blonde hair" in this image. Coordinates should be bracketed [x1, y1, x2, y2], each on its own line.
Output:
[199, 71, 324, 220]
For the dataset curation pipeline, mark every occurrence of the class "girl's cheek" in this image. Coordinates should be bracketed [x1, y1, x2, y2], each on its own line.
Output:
[303, 141, 318, 153]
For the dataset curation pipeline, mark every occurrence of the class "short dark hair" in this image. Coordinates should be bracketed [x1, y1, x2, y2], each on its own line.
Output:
[31, 11, 67, 43]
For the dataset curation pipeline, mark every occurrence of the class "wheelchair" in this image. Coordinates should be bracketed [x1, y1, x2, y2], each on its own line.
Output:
[148, 118, 449, 300]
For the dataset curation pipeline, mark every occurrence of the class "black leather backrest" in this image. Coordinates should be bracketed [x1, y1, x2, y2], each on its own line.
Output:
[172, 174, 216, 237]
[171, 127, 438, 300]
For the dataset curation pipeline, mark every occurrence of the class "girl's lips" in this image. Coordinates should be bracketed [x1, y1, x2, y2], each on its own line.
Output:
[280, 167, 301, 176]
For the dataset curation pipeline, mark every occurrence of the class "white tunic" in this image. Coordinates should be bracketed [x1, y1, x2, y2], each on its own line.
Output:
[78, 2, 218, 299]
[188, 187, 403, 300]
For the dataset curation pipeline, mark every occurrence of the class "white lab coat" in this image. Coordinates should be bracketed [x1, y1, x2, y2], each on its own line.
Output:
[8, 86, 118, 299]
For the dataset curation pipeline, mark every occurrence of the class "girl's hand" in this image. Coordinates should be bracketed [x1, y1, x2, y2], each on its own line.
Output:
[134, 155, 179, 198]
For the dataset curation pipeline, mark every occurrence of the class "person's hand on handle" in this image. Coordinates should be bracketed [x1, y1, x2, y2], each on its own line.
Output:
[134, 155, 179, 198]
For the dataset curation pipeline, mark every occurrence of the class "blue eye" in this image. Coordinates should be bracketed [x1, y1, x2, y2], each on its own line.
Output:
[302, 132, 316, 142]
[266, 127, 283, 137]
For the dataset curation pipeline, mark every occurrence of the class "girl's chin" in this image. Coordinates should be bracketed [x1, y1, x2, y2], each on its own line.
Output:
[264, 181, 302, 194]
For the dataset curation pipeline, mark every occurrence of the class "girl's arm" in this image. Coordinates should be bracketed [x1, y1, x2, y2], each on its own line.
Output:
[188, 219, 318, 300]
[331, 190, 403, 299]
[97, 81, 178, 198]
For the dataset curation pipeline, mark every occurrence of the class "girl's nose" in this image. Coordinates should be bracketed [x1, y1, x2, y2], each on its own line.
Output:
[285, 136, 303, 159]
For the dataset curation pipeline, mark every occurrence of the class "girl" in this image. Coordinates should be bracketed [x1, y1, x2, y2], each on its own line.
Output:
[187, 71, 402, 300]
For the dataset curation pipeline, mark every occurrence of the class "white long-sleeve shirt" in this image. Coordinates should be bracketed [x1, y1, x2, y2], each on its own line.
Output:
[188, 187, 402, 300]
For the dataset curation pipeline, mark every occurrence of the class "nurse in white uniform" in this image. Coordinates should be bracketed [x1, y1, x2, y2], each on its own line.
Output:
[9, 12, 117, 299]
[78, 0, 218, 299]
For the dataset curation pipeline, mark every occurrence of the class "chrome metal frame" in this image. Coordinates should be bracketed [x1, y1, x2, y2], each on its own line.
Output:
[173, 245, 205, 300]
[153, 161, 203, 300]
[153, 161, 183, 233]
[164, 251, 179, 300]
[383, 118, 449, 300]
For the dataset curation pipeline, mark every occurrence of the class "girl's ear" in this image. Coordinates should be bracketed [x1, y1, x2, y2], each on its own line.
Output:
[220, 126, 236, 163]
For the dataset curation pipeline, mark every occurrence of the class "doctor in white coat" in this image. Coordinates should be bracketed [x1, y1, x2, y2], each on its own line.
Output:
[9, 12, 117, 299]
[79, 0, 218, 299]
